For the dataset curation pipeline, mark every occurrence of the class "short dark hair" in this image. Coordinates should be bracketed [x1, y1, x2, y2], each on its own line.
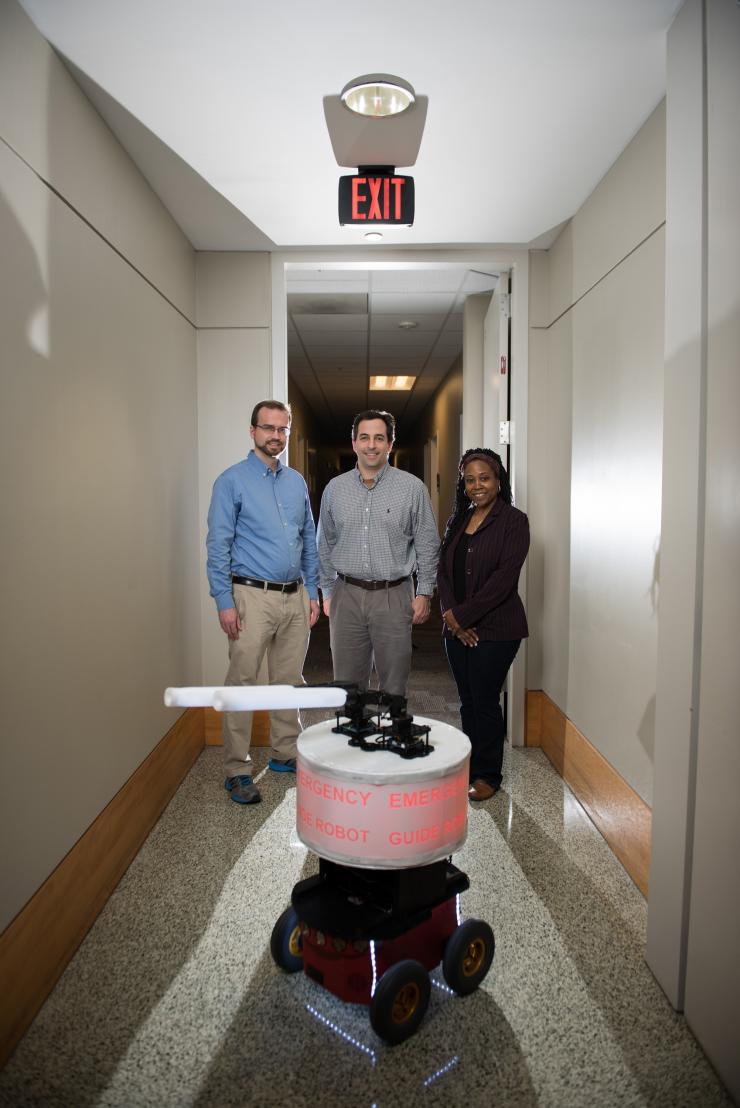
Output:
[351, 409, 396, 442]
[250, 400, 291, 428]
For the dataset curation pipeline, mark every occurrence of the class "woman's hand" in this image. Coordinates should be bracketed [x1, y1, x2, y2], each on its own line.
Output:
[443, 609, 479, 647]
[456, 627, 479, 647]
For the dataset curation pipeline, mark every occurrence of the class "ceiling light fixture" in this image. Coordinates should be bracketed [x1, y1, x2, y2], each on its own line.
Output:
[369, 375, 416, 391]
[364, 231, 383, 242]
[398, 320, 418, 329]
[341, 74, 416, 118]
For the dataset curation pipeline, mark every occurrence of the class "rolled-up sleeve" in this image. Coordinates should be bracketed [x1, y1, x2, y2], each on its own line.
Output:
[300, 490, 319, 600]
[317, 487, 338, 596]
[412, 485, 441, 595]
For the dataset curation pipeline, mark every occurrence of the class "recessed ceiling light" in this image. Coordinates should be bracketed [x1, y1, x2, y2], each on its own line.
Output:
[341, 74, 415, 118]
[398, 320, 418, 329]
[369, 375, 416, 391]
[364, 231, 383, 242]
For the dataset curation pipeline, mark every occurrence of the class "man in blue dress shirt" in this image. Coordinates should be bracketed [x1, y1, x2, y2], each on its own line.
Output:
[206, 400, 320, 805]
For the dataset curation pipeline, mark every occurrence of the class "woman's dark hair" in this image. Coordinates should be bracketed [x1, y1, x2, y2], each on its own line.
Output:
[441, 447, 512, 551]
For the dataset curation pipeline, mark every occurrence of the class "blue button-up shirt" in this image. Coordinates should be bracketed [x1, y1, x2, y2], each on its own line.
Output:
[206, 451, 318, 611]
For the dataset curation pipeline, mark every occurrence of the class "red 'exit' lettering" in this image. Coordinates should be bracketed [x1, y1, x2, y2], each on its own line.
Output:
[351, 177, 405, 221]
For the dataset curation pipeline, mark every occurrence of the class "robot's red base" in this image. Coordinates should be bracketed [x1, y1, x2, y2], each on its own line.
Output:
[271, 858, 495, 1044]
[301, 897, 459, 1004]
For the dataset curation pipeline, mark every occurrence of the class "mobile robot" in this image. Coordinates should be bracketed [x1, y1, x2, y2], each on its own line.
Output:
[164, 683, 495, 1045]
[271, 686, 495, 1045]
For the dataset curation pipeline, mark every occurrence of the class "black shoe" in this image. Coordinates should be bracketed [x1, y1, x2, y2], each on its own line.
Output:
[224, 775, 261, 804]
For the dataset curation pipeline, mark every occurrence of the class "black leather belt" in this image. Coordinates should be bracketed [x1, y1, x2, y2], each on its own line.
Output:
[337, 572, 409, 591]
[232, 576, 300, 593]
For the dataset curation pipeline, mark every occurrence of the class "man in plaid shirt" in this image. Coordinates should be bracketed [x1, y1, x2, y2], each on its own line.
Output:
[317, 410, 440, 696]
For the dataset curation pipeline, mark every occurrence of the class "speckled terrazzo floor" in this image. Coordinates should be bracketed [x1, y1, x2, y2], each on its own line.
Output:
[0, 617, 731, 1108]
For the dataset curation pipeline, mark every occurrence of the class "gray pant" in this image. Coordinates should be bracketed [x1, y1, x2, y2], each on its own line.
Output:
[329, 577, 413, 696]
[222, 583, 310, 776]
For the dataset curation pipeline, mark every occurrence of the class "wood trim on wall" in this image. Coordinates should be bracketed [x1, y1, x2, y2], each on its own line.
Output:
[0, 707, 205, 1069]
[525, 690, 652, 896]
[204, 707, 270, 746]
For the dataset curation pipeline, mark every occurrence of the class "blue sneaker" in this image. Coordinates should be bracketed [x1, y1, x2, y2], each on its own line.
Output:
[268, 758, 297, 774]
[224, 775, 261, 804]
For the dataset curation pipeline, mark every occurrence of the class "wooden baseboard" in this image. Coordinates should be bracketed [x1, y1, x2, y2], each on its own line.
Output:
[0, 707, 204, 1068]
[525, 689, 544, 746]
[525, 690, 652, 896]
[204, 707, 270, 747]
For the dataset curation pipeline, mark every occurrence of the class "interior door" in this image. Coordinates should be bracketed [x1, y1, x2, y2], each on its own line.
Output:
[483, 271, 510, 467]
[482, 270, 524, 747]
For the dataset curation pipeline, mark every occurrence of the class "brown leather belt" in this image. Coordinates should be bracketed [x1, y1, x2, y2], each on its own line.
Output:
[232, 576, 300, 593]
[337, 572, 409, 591]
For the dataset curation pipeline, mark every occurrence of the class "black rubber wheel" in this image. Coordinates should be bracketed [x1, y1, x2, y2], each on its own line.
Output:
[270, 906, 303, 972]
[442, 918, 495, 995]
[369, 959, 431, 1045]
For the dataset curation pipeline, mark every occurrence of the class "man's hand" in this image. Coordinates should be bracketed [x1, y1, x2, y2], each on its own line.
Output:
[309, 600, 320, 627]
[322, 597, 331, 619]
[411, 595, 431, 625]
[218, 607, 241, 641]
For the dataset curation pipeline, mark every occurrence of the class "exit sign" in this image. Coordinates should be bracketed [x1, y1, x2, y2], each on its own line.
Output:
[338, 171, 414, 226]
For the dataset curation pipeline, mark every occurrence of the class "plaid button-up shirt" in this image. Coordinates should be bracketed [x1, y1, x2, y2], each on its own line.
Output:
[317, 463, 440, 597]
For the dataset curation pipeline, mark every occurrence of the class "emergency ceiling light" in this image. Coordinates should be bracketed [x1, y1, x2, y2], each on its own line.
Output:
[369, 375, 416, 391]
[341, 74, 416, 118]
[364, 231, 383, 242]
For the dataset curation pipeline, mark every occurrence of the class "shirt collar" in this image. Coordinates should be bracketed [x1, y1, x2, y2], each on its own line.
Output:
[354, 461, 389, 488]
[247, 448, 282, 477]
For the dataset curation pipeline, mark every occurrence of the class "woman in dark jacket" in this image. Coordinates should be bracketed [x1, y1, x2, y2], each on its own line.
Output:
[437, 448, 529, 801]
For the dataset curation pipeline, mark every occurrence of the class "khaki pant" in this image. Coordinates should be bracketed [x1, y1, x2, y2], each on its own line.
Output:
[329, 577, 413, 696]
[222, 583, 310, 777]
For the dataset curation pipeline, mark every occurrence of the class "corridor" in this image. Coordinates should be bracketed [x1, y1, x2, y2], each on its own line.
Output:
[0, 616, 729, 1108]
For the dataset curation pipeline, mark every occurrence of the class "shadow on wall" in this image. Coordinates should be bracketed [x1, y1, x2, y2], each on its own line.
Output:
[0, 181, 53, 928]
[637, 538, 660, 764]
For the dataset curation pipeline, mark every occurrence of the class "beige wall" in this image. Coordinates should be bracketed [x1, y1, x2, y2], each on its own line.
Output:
[528, 101, 666, 806]
[287, 376, 323, 521]
[196, 252, 272, 686]
[647, 1, 740, 1097]
[0, 2, 200, 930]
[413, 357, 463, 536]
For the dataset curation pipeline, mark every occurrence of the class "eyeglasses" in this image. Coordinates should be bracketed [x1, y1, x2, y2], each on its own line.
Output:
[254, 424, 291, 436]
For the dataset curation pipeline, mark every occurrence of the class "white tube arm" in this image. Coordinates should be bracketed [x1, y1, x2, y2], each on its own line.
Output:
[212, 686, 347, 712]
[164, 687, 222, 708]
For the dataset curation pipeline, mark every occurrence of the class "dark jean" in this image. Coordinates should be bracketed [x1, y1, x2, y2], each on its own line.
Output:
[445, 637, 521, 788]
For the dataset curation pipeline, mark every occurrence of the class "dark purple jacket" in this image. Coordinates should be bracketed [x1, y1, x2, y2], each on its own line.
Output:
[437, 498, 529, 641]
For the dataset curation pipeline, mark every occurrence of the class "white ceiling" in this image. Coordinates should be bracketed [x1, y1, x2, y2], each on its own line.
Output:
[17, 0, 680, 440]
[287, 267, 497, 438]
[19, 0, 681, 249]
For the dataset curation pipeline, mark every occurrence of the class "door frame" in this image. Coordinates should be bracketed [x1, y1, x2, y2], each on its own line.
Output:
[271, 248, 530, 744]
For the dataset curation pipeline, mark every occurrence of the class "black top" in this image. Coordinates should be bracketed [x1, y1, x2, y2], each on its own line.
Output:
[437, 499, 530, 642]
[453, 529, 473, 603]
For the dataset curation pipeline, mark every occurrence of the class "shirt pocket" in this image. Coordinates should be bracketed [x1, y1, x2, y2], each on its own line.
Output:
[384, 502, 413, 540]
